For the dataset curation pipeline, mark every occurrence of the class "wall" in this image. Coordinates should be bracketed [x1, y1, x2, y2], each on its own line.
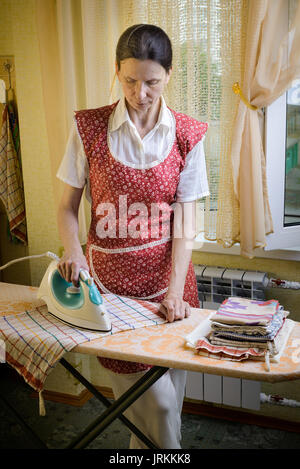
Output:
[0, 0, 61, 286]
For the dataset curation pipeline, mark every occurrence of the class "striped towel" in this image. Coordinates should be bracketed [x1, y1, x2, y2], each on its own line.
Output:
[210, 297, 280, 326]
[0, 104, 27, 244]
[0, 293, 166, 413]
[209, 318, 291, 355]
[194, 337, 266, 361]
[211, 309, 287, 342]
[185, 315, 266, 361]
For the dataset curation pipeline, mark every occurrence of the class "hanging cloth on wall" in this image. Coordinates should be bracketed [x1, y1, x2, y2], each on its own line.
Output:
[0, 103, 27, 244]
[7, 101, 21, 168]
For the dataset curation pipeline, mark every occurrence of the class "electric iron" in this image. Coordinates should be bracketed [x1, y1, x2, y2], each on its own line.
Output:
[37, 260, 112, 332]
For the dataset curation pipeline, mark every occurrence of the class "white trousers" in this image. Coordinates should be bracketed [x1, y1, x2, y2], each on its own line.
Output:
[101, 365, 187, 449]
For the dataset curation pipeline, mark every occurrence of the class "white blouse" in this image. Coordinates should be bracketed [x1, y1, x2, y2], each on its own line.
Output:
[56, 96, 209, 203]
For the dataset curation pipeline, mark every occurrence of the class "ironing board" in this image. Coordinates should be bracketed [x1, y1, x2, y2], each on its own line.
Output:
[1, 282, 300, 449]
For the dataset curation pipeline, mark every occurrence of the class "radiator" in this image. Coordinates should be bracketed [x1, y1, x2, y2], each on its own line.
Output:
[195, 265, 269, 307]
[185, 265, 270, 410]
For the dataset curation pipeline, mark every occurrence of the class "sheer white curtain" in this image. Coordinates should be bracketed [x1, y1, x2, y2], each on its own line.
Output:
[118, 0, 247, 246]
[230, 0, 300, 258]
[56, 0, 122, 115]
[56, 0, 120, 244]
[37, 0, 124, 244]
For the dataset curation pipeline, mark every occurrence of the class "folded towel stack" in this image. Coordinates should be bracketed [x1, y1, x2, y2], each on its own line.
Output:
[186, 297, 294, 371]
[209, 297, 290, 358]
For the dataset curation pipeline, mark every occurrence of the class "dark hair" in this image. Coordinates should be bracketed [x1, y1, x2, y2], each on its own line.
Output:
[116, 24, 172, 73]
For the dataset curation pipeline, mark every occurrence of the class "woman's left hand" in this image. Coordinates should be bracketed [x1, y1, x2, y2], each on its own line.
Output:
[159, 292, 191, 323]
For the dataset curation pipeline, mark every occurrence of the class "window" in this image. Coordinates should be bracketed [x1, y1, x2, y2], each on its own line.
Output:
[285, 80, 300, 226]
[264, 0, 300, 253]
[195, 81, 300, 259]
[264, 84, 300, 252]
[195, 0, 300, 260]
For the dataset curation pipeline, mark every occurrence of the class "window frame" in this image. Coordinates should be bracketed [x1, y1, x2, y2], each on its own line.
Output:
[264, 92, 300, 253]
[194, 92, 300, 261]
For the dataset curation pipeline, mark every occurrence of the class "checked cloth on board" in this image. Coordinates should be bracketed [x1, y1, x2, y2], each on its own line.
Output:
[0, 104, 27, 244]
[0, 293, 166, 414]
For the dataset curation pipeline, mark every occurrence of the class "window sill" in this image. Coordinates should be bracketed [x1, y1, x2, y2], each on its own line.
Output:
[193, 235, 300, 261]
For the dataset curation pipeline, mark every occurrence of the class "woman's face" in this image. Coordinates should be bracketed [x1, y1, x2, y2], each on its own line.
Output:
[116, 58, 171, 113]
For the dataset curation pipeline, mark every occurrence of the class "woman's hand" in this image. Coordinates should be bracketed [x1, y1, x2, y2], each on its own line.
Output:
[57, 185, 88, 286]
[57, 250, 89, 286]
[159, 292, 191, 323]
[158, 201, 195, 323]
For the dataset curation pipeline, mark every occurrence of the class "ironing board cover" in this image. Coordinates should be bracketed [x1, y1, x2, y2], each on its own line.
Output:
[0, 293, 167, 402]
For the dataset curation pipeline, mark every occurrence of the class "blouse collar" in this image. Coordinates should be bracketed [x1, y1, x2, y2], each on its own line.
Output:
[110, 95, 171, 133]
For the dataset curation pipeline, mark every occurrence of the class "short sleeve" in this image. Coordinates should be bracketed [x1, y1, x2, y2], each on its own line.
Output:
[56, 120, 89, 189]
[175, 137, 210, 202]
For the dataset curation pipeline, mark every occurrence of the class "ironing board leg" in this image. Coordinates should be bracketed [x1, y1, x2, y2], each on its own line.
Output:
[60, 360, 168, 450]
[60, 358, 160, 449]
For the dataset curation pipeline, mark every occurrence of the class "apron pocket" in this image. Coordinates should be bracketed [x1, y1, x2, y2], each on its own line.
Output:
[88, 240, 172, 300]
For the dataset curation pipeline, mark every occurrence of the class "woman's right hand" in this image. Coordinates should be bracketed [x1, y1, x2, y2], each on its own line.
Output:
[57, 250, 89, 286]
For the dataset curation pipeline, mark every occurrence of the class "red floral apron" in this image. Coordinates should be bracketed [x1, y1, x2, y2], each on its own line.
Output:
[75, 102, 208, 373]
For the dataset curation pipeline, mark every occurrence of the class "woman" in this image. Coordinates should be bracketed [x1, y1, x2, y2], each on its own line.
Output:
[56, 24, 209, 449]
